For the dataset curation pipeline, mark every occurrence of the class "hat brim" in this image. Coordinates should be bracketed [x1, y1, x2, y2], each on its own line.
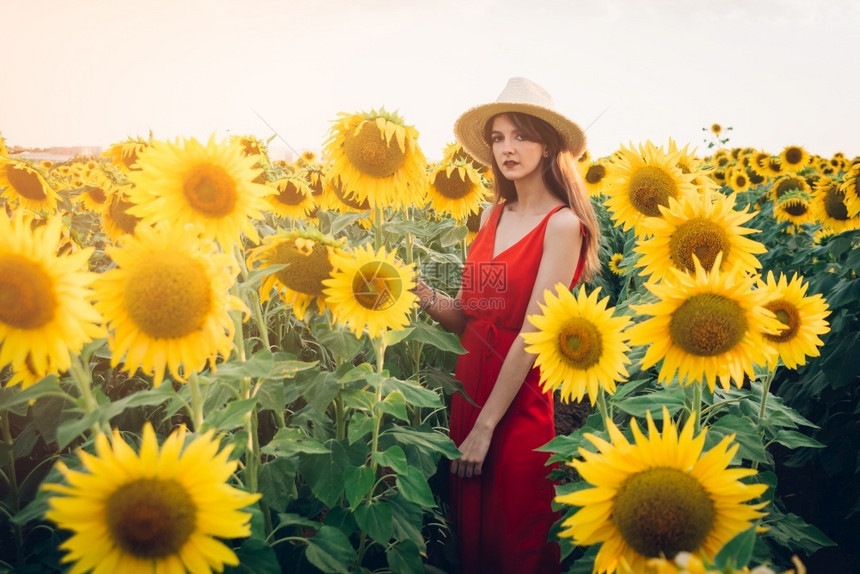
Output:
[453, 102, 587, 167]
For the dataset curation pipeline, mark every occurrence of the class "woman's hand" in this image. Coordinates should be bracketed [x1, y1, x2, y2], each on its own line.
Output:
[450, 424, 493, 478]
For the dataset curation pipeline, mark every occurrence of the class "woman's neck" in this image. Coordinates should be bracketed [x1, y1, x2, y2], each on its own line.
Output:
[511, 173, 559, 214]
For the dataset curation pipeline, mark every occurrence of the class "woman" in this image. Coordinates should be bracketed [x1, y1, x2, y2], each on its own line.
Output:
[414, 77, 600, 573]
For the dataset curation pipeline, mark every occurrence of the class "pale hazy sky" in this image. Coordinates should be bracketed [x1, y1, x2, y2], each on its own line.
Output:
[2, 0, 858, 160]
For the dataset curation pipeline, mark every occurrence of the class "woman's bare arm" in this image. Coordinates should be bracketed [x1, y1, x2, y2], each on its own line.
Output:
[450, 208, 583, 478]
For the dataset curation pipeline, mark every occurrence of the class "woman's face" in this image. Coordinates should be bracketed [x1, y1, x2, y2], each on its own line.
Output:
[490, 114, 546, 181]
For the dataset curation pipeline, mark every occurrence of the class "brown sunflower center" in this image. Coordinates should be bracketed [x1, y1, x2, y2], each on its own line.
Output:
[466, 210, 482, 233]
[343, 120, 406, 179]
[734, 174, 748, 187]
[107, 194, 141, 235]
[824, 188, 849, 221]
[351, 260, 403, 311]
[763, 299, 800, 343]
[274, 180, 307, 206]
[556, 317, 603, 369]
[585, 164, 606, 184]
[784, 147, 804, 166]
[669, 293, 748, 356]
[123, 251, 212, 339]
[613, 467, 715, 559]
[0, 254, 56, 329]
[775, 178, 803, 199]
[5, 165, 47, 200]
[433, 170, 475, 200]
[85, 186, 107, 204]
[331, 178, 370, 211]
[781, 199, 809, 216]
[183, 163, 238, 217]
[106, 478, 197, 559]
[628, 165, 678, 217]
[669, 217, 731, 273]
[272, 239, 332, 296]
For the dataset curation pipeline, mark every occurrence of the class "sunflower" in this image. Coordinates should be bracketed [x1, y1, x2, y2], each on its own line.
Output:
[710, 124, 722, 135]
[667, 139, 716, 192]
[265, 173, 316, 219]
[608, 253, 626, 275]
[634, 190, 766, 279]
[522, 284, 632, 404]
[770, 174, 810, 201]
[441, 141, 488, 174]
[580, 161, 609, 197]
[229, 134, 268, 160]
[0, 213, 103, 388]
[323, 175, 371, 214]
[757, 272, 830, 369]
[748, 151, 771, 178]
[0, 157, 59, 212]
[725, 166, 751, 193]
[603, 141, 698, 236]
[773, 189, 814, 226]
[779, 145, 810, 174]
[427, 160, 488, 219]
[841, 164, 860, 217]
[762, 156, 784, 178]
[627, 254, 782, 391]
[464, 206, 485, 244]
[323, 109, 427, 210]
[322, 243, 417, 339]
[102, 136, 150, 173]
[94, 223, 243, 386]
[247, 228, 346, 321]
[100, 186, 143, 241]
[296, 150, 318, 167]
[556, 408, 768, 574]
[811, 176, 860, 233]
[45, 422, 260, 574]
[126, 135, 274, 248]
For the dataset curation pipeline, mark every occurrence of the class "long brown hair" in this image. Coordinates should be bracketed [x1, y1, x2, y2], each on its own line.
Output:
[483, 112, 600, 282]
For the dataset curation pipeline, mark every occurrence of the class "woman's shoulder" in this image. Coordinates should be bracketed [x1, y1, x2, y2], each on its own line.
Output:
[547, 204, 582, 231]
[479, 202, 502, 228]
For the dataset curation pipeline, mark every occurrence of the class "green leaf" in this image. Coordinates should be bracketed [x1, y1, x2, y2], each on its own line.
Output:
[713, 526, 756, 570]
[224, 538, 281, 574]
[388, 427, 461, 460]
[378, 391, 409, 422]
[262, 427, 330, 457]
[0, 376, 63, 412]
[314, 324, 365, 365]
[372, 445, 409, 475]
[389, 494, 426, 551]
[706, 414, 769, 464]
[764, 511, 835, 554]
[405, 322, 466, 354]
[304, 525, 357, 574]
[354, 500, 393, 544]
[201, 397, 258, 432]
[258, 458, 296, 513]
[386, 539, 424, 574]
[255, 380, 286, 413]
[300, 440, 366, 507]
[383, 327, 414, 347]
[341, 388, 377, 411]
[772, 429, 825, 449]
[379, 377, 442, 408]
[343, 465, 376, 507]
[347, 412, 375, 445]
[613, 385, 685, 419]
[395, 466, 436, 508]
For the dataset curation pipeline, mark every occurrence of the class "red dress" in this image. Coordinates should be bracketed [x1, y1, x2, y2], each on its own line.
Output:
[449, 202, 586, 574]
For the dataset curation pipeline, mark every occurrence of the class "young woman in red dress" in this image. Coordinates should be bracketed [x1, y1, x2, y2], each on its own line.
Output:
[414, 77, 601, 573]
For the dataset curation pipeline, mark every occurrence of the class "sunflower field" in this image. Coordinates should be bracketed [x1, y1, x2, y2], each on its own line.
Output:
[0, 115, 858, 574]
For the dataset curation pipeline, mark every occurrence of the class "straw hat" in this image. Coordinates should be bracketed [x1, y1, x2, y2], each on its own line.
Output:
[453, 77, 587, 166]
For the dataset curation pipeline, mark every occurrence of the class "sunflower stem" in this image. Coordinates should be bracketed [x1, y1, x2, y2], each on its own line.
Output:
[0, 411, 24, 568]
[757, 367, 777, 429]
[373, 205, 385, 252]
[335, 392, 346, 442]
[692, 382, 703, 434]
[596, 387, 610, 426]
[187, 370, 205, 431]
[68, 354, 107, 436]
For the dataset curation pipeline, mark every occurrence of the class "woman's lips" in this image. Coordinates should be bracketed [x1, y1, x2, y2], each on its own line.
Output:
[503, 160, 518, 168]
